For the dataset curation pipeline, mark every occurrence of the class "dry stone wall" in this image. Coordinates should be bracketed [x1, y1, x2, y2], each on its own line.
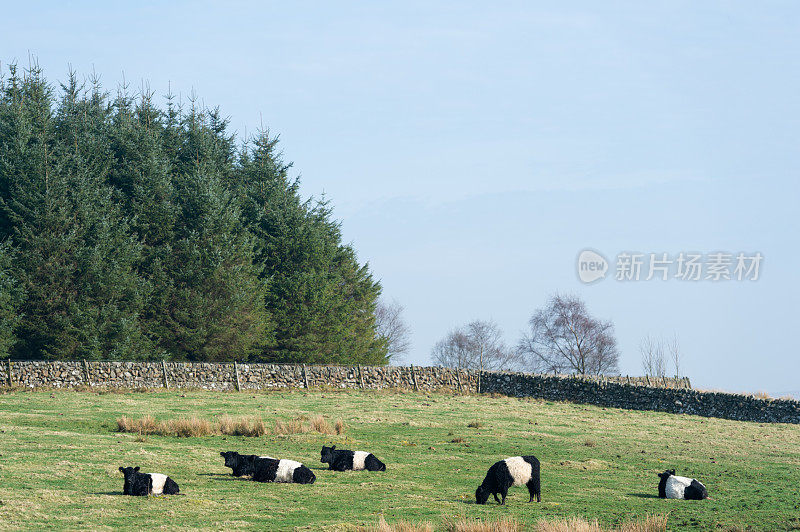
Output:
[2, 360, 797, 424]
[481, 371, 800, 424]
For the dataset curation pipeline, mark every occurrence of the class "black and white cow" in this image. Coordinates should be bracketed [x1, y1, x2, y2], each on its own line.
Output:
[320, 445, 386, 472]
[220, 451, 274, 477]
[119, 466, 180, 496]
[251, 457, 316, 484]
[657, 469, 708, 500]
[475, 456, 540, 505]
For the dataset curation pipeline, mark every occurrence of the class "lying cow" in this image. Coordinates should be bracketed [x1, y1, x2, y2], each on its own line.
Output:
[119, 466, 180, 496]
[657, 469, 709, 500]
[320, 445, 386, 472]
[252, 457, 316, 484]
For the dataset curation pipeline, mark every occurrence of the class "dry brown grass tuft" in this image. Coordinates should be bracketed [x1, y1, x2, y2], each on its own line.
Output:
[535, 514, 667, 532]
[117, 414, 158, 434]
[118, 414, 266, 437]
[444, 516, 522, 532]
[361, 516, 434, 532]
[310, 415, 333, 434]
[536, 516, 602, 532]
[467, 421, 484, 429]
[117, 413, 343, 438]
[752, 391, 772, 400]
[619, 514, 668, 532]
[274, 419, 305, 435]
[219, 414, 267, 437]
[165, 416, 215, 437]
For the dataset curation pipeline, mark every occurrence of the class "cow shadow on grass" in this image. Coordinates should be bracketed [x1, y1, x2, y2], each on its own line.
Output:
[628, 493, 659, 499]
[196, 472, 251, 481]
[91, 491, 124, 495]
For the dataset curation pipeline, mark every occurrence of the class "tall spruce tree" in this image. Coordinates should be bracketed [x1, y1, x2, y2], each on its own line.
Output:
[154, 105, 269, 361]
[0, 241, 24, 357]
[236, 133, 386, 364]
[0, 67, 149, 359]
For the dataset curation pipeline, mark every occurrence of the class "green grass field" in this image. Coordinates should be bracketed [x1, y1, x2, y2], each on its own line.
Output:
[0, 388, 799, 530]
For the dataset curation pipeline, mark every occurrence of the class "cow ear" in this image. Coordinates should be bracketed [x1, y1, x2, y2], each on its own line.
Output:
[220, 452, 225, 456]
[119, 467, 124, 472]
[331, 445, 336, 450]
[134, 466, 140, 472]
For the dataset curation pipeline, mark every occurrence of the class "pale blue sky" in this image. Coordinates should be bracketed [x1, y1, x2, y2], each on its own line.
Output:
[3, 1, 798, 395]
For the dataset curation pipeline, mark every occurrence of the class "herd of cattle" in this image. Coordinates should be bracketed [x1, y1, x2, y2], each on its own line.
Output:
[118, 446, 709, 503]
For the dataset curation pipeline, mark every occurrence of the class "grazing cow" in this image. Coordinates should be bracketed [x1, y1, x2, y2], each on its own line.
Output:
[475, 456, 540, 505]
[320, 445, 386, 472]
[119, 466, 180, 496]
[252, 457, 316, 484]
[657, 469, 708, 500]
[220, 451, 274, 477]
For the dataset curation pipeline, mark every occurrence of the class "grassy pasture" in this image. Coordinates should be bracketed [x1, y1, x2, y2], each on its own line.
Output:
[0, 388, 798, 530]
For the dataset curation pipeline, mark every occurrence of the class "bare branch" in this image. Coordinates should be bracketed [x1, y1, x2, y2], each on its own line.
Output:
[374, 299, 411, 363]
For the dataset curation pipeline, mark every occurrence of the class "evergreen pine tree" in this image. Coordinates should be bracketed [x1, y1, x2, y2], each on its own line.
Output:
[236, 132, 386, 364]
[0, 241, 24, 358]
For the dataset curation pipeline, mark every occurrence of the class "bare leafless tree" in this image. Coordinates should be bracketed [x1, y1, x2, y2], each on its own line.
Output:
[517, 293, 620, 375]
[431, 329, 475, 369]
[640, 334, 667, 378]
[668, 333, 682, 378]
[431, 319, 522, 371]
[374, 299, 411, 363]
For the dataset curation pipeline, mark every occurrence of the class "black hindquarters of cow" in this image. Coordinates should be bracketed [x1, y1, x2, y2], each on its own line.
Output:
[522, 455, 541, 503]
[364, 453, 386, 472]
[163, 476, 180, 495]
[684, 479, 708, 500]
[292, 465, 316, 484]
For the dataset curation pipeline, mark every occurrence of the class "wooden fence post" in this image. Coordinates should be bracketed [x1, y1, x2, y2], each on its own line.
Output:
[410, 364, 418, 391]
[477, 369, 481, 394]
[357, 365, 365, 389]
[233, 361, 241, 391]
[83, 359, 91, 386]
[302, 364, 309, 389]
[6, 358, 11, 386]
[162, 360, 169, 390]
[456, 369, 463, 393]
[645, 375, 651, 387]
